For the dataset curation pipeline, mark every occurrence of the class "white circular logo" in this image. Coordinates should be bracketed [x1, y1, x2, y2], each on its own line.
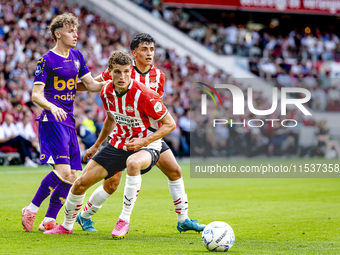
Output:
[276, 0, 287, 11]
[35, 65, 42, 76]
[126, 106, 134, 113]
[149, 82, 158, 89]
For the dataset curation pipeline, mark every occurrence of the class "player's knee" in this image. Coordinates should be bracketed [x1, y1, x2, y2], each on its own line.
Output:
[72, 177, 88, 195]
[68, 171, 78, 183]
[169, 164, 182, 180]
[104, 180, 120, 194]
[126, 157, 142, 170]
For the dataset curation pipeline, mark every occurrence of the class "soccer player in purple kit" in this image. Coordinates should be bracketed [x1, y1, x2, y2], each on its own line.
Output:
[21, 13, 108, 232]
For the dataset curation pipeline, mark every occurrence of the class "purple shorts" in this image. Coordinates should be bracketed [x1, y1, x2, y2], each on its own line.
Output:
[38, 121, 82, 170]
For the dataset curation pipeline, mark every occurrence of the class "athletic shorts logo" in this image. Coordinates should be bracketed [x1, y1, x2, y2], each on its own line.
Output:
[40, 154, 45, 160]
[154, 102, 162, 113]
[35, 65, 42, 76]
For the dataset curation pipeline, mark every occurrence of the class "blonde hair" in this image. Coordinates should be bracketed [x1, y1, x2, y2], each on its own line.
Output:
[48, 13, 78, 41]
[108, 50, 132, 69]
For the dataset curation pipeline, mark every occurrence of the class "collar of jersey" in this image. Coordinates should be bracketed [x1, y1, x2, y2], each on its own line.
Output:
[50, 49, 70, 58]
[113, 79, 133, 97]
[133, 60, 153, 77]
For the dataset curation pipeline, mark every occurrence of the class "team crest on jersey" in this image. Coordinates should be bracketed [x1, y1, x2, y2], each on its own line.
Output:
[74, 60, 80, 71]
[126, 105, 134, 113]
[149, 82, 158, 89]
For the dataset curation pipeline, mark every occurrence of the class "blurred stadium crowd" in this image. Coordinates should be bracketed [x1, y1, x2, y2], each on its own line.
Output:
[133, 0, 340, 112]
[0, 0, 339, 166]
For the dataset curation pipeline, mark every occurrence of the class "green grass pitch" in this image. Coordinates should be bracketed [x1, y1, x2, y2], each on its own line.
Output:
[0, 158, 340, 254]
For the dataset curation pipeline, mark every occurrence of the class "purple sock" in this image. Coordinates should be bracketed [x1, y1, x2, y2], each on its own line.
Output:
[45, 181, 72, 219]
[31, 171, 62, 207]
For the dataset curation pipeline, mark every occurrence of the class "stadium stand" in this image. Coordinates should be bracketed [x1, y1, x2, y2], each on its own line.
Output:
[0, 0, 339, 164]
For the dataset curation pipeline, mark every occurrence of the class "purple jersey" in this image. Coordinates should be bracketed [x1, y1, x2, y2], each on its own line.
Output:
[34, 48, 90, 128]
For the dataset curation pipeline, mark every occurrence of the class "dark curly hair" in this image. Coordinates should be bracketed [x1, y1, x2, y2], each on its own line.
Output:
[130, 33, 156, 51]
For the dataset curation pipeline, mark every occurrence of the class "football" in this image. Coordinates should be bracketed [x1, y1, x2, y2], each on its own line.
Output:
[201, 221, 235, 252]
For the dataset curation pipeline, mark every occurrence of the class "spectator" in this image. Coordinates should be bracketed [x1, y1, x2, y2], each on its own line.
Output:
[0, 112, 37, 167]
[75, 114, 97, 149]
[316, 120, 340, 159]
[16, 111, 39, 152]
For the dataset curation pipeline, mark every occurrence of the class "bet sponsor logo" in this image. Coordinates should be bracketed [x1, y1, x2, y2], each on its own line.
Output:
[52, 75, 78, 101]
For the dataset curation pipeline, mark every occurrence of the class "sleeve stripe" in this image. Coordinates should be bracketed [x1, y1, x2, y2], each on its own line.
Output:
[100, 73, 105, 81]
[34, 81, 45, 86]
[79, 72, 91, 80]
[155, 109, 168, 121]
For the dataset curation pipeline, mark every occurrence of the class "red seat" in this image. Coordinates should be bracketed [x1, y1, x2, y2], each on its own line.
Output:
[0, 146, 18, 153]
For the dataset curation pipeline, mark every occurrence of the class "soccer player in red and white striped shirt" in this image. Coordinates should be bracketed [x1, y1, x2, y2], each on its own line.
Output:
[45, 50, 176, 236]
[78, 33, 205, 234]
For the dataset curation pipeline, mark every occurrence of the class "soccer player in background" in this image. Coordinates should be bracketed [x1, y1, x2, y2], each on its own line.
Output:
[44, 50, 176, 235]
[76, 33, 206, 234]
[21, 13, 108, 232]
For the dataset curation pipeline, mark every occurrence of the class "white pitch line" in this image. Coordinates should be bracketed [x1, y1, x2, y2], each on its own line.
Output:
[0, 169, 51, 174]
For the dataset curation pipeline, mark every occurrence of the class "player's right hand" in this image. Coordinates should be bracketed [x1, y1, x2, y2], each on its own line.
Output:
[83, 145, 99, 161]
[50, 105, 67, 122]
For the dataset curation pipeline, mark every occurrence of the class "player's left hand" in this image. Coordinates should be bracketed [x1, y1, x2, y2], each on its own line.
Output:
[83, 145, 99, 161]
[126, 138, 146, 151]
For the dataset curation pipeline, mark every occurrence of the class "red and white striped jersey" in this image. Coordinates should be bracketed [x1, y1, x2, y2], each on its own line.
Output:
[101, 63, 165, 98]
[101, 79, 168, 151]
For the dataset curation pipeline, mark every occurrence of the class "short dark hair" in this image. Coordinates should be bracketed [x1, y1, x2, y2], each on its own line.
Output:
[108, 50, 132, 70]
[130, 33, 156, 51]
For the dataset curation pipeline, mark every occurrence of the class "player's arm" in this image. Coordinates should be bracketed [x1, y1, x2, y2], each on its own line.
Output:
[32, 84, 67, 122]
[126, 113, 176, 151]
[77, 74, 103, 91]
[83, 112, 116, 161]
[79, 74, 107, 93]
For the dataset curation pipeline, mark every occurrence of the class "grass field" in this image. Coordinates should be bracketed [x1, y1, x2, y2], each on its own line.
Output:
[0, 158, 340, 254]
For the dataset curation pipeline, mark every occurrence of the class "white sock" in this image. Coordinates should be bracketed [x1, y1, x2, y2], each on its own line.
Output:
[62, 192, 85, 230]
[43, 217, 55, 222]
[168, 178, 189, 223]
[81, 185, 111, 219]
[27, 203, 39, 213]
[119, 174, 141, 223]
